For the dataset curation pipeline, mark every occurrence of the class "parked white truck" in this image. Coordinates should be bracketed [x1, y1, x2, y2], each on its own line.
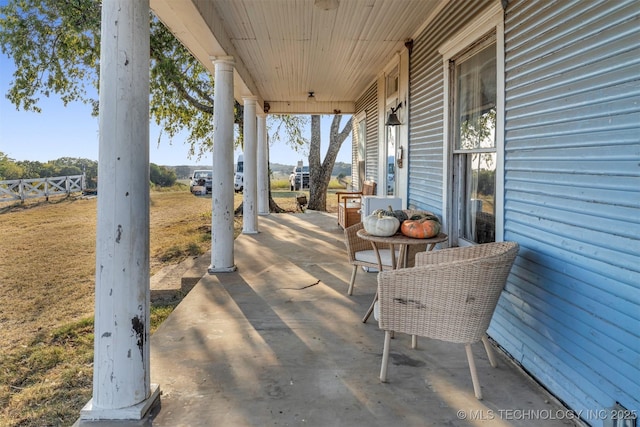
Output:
[234, 155, 244, 193]
[292, 164, 310, 191]
[190, 169, 212, 194]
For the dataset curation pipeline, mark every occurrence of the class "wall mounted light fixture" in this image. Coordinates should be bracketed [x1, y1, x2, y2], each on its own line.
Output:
[386, 102, 403, 126]
[308, 91, 317, 103]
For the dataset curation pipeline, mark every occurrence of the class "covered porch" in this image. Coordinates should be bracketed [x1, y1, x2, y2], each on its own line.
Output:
[85, 0, 639, 422]
[140, 211, 573, 426]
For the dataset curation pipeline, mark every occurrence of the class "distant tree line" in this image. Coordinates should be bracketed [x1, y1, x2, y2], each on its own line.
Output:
[268, 161, 351, 177]
[0, 153, 99, 187]
[1, 151, 349, 188]
[171, 161, 351, 181]
[331, 162, 351, 177]
[0, 152, 176, 188]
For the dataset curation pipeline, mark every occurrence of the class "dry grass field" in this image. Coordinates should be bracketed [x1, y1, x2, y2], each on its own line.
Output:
[0, 187, 338, 427]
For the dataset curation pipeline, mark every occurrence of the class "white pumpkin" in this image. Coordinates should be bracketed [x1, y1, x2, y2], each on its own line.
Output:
[363, 212, 400, 237]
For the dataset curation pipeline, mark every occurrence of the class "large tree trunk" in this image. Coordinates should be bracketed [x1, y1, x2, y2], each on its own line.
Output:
[308, 114, 352, 211]
[234, 126, 288, 215]
[234, 189, 287, 215]
[268, 188, 287, 213]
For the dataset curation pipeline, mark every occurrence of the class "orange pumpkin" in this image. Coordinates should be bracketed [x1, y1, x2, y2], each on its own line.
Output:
[400, 214, 441, 238]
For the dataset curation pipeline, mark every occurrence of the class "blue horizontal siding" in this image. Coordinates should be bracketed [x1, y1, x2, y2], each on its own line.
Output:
[399, 0, 639, 420]
[407, 0, 495, 213]
[494, 0, 640, 423]
[506, 210, 639, 277]
[489, 311, 610, 420]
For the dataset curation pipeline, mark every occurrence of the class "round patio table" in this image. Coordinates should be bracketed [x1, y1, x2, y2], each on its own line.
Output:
[356, 229, 448, 323]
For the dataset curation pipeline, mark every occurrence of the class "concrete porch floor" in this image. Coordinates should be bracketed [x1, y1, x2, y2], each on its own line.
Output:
[81, 211, 578, 427]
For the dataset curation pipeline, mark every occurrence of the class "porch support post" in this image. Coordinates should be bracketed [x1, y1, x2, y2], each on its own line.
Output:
[242, 96, 258, 233]
[81, 0, 159, 420]
[209, 56, 237, 273]
[257, 114, 269, 215]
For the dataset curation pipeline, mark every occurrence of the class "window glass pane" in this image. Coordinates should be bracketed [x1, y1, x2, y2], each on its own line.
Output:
[452, 39, 497, 245]
[386, 67, 399, 98]
[357, 119, 366, 188]
[455, 44, 496, 151]
[357, 120, 366, 160]
[386, 124, 396, 195]
[461, 152, 496, 243]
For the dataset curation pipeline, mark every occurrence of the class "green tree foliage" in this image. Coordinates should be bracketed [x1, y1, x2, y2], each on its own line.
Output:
[173, 165, 195, 180]
[149, 163, 177, 187]
[0, 152, 98, 186]
[0, 0, 222, 159]
[0, 152, 24, 179]
[332, 162, 351, 177]
[52, 157, 98, 187]
[269, 114, 310, 153]
[0, 0, 352, 210]
[13, 160, 43, 179]
[0, 0, 101, 113]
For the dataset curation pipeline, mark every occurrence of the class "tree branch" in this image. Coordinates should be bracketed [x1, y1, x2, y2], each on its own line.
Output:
[170, 78, 213, 114]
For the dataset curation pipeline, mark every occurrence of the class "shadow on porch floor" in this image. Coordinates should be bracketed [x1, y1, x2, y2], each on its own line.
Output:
[79, 211, 577, 427]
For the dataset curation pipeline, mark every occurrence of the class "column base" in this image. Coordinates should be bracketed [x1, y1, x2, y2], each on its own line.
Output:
[242, 230, 259, 235]
[78, 384, 160, 422]
[258, 212, 270, 216]
[208, 264, 237, 273]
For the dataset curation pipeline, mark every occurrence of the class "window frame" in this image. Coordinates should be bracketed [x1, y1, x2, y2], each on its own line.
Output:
[383, 64, 400, 197]
[354, 110, 367, 189]
[439, 3, 505, 246]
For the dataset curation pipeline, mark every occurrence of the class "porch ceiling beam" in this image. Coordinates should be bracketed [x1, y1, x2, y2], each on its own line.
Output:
[266, 101, 355, 115]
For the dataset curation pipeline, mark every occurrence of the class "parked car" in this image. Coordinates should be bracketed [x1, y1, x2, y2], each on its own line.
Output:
[190, 170, 212, 194]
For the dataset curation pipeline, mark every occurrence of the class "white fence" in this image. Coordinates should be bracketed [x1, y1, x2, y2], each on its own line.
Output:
[0, 175, 85, 203]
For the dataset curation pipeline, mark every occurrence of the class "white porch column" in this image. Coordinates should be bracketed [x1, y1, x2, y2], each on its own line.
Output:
[81, 0, 159, 421]
[242, 97, 258, 233]
[209, 56, 237, 273]
[257, 114, 270, 215]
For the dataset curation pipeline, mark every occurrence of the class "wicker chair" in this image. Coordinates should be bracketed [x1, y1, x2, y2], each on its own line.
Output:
[343, 222, 426, 296]
[377, 241, 519, 400]
[343, 222, 396, 296]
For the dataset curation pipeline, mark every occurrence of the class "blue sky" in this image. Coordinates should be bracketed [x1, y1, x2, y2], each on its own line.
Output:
[0, 51, 351, 167]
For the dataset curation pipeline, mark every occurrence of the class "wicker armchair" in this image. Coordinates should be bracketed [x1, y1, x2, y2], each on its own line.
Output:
[343, 222, 396, 295]
[343, 222, 426, 296]
[377, 241, 519, 399]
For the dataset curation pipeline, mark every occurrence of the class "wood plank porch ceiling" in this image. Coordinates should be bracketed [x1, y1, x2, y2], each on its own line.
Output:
[150, 0, 445, 114]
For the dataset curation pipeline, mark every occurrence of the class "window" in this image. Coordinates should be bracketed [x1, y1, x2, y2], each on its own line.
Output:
[355, 112, 366, 189]
[386, 120, 397, 195]
[440, 3, 504, 246]
[452, 37, 497, 244]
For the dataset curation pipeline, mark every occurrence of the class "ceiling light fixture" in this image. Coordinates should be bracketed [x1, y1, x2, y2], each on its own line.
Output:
[314, 0, 339, 11]
[308, 91, 317, 103]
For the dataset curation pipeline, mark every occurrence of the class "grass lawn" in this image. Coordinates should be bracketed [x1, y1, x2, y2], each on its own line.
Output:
[0, 186, 339, 427]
